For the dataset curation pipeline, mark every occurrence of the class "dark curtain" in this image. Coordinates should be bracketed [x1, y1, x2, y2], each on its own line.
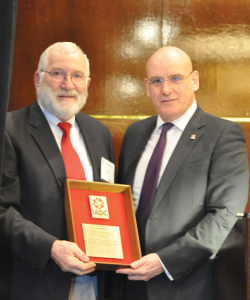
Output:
[0, 0, 18, 182]
[0, 1, 18, 298]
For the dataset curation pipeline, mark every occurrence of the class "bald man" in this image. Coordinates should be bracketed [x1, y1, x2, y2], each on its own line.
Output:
[116, 47, 249, 300]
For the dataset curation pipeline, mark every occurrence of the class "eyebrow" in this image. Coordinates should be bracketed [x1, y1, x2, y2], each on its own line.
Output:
[149, 74, 184, 79]
[50, 67, 85, 73]
[169, 73, 185, 77]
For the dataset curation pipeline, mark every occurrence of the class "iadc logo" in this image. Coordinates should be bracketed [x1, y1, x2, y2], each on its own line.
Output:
[93, 198, 105, 209]
[89, 195, 109, 219]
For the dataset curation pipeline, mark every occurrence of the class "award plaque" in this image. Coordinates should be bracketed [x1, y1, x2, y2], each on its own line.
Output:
[64, 179, 142, 270]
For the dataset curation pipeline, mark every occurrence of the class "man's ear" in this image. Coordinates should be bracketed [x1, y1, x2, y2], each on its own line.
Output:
[192, 71, 199, 92]
[34, 72, 40, 89]
[86, 78, 91, 88]
[144, 78, 151, 97]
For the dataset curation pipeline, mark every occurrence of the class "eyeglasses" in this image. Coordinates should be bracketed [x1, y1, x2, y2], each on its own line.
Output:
[147, 71, 193, 87]
[40, 69, 87, 84]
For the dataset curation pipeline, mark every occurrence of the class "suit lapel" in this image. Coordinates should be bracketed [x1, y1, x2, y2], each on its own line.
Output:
[150, 108, 205, 216]
[76, 114, 101, 181]
[29, 101, 66, 188]
[125, 116, 157, 187]
[29, 104, 101, 186]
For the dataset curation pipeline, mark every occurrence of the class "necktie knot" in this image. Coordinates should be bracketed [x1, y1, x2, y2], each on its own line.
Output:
[162, 123, 174, 133]
[58, 122, 71, 133]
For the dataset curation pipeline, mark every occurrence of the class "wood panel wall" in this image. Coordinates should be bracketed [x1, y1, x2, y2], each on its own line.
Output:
[10, 0, 250, 200]
[9, 1, 250, 298]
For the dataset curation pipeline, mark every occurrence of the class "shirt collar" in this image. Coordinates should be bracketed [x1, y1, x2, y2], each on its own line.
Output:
[39, 103, 77, 136]
[156, 100, 197, 132]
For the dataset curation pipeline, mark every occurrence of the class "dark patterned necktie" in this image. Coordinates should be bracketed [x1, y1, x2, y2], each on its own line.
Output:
[136, 123, 174, 254]
[58, 122, 86, 180]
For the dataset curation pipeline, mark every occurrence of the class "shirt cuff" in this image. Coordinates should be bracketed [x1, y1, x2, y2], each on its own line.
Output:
[157, 254, 174, 281]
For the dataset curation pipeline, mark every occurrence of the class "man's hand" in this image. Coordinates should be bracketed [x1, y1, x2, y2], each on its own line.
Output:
[116, 253, 164, 281]
[51, 240, 96, 276]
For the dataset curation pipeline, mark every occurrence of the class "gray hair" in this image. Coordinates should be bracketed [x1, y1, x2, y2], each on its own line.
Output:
[37, 42, 90, 80]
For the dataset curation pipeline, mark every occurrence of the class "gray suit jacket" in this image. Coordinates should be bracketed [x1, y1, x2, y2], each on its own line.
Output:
[0, 101, 115, 300]
[118, 106, 249, 300]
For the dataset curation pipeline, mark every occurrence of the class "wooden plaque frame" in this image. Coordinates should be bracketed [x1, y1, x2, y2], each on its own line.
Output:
[64, 179, 142, 270]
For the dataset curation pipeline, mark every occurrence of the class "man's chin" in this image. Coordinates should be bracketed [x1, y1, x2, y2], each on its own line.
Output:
[53, 99, 86, 120]
[53, 105, 78, 120]
[56, 97, 76, 105]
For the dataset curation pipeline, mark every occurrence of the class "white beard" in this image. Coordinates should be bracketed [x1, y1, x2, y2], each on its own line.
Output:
[36, 81, 88, 120]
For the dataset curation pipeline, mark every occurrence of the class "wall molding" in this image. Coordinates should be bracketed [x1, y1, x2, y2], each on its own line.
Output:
[90, 115, 250, 122]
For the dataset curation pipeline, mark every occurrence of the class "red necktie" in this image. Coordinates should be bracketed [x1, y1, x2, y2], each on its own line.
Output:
[136, 123, 174, 254]
[57, 122, 86, 180]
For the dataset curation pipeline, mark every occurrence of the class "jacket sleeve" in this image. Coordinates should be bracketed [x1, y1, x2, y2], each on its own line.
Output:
[157, 122, 249, 283]
[0, 130, 57, 275]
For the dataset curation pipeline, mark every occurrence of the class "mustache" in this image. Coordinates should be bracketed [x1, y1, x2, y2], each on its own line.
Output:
[56, 90, 79, 97]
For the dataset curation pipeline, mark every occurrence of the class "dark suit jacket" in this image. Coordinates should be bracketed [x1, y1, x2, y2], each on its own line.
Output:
[0, 101, 115, 300]
[118, 107, 249, 300]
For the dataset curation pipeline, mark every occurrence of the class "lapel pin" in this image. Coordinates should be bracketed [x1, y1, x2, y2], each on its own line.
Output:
[190, 134, 196, 140]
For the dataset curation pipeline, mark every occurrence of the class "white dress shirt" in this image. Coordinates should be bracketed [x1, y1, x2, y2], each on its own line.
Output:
[133, 100, 197, 280]
[39, 104, 97, 300]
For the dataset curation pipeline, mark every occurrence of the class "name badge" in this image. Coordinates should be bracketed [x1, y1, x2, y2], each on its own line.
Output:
[101, 157, 115, 183]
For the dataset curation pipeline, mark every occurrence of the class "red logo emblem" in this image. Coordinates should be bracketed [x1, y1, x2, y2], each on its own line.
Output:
[93, 198, 105, 209]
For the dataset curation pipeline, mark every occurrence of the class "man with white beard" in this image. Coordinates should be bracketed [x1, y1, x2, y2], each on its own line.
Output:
[0, 42, 115, 300]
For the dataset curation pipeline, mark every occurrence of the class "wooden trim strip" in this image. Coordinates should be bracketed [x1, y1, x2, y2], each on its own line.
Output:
[90, 115, 250, 122]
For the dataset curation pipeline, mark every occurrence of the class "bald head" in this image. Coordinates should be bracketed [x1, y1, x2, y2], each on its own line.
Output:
[146, 46, 193, 77]
[144, 46, 199, 123]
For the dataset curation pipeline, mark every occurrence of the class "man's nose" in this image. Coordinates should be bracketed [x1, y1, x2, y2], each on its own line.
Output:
[161, 80, 173, 95]
[60, 75, 75, 90]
